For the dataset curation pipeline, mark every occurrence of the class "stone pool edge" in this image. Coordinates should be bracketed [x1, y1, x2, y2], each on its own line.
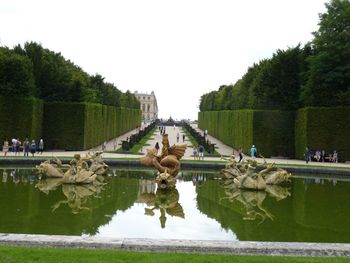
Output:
[0, 158, 350, 176]
[0, 234, 349, 257]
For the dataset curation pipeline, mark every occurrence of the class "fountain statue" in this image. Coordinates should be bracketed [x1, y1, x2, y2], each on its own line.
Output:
[36, 151, 109, 184]
[221, 156, 291, 190]
[140, 134, 186, 188]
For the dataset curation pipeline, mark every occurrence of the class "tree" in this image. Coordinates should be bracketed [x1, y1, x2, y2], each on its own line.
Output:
[249, 47, 303, 110]
[0, 48, 35, 97]
[300, 0, 350, 106]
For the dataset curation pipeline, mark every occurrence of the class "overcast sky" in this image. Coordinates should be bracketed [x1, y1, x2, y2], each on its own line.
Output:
[0, 0, 328, 120]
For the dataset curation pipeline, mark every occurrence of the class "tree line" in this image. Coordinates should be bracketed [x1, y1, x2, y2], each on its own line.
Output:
[0, 42, 140, 109]
[200, 0, 350, 111]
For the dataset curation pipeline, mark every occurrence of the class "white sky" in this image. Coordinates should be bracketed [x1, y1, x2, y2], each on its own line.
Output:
[0, 0, 328, 120]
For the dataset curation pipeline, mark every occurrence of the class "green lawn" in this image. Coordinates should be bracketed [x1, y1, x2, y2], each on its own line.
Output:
[0, 246, 347, 263]
[110, 127, 157, 154]
[181, 128, 221, 156]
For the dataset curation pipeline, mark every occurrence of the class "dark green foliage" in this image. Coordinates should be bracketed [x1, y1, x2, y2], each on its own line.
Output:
[43, 102, 85, 150]
[199, 110, 253, 154]
[44, 102, 141, 150]
[198, 110, 294, 157]
[0, 42, 140, 150]
[295, 107, 350, 161]
[253, 110, 295, 157]
[200, 1, 350, 112]
[1, 42, 140, 109]
[0, 47, 36, 97]
[200, 47, 304, 112]
[0, 96, 43, 144]
[249, 47, 303, 110]
[300, 0, 350, 107]
[198, 1, 350, 160]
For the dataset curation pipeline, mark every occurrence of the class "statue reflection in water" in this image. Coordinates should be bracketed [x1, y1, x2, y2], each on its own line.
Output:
[36, 176, 106, 214]
[221, 181, 290, 223]
[138, 181, 184, 228]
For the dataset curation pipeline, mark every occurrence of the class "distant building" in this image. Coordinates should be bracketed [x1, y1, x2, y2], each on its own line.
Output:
[134, 91, 158, 122]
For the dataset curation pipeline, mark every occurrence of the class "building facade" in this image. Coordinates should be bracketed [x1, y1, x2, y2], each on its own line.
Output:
[134, 91, 158, 122]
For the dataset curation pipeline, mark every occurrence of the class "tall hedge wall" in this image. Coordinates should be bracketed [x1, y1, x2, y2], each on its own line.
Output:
[295, 107, 350, 161]
[0, 96, 43, 144]
[44, 102, 141, 150]
[198, 110, 295, 157]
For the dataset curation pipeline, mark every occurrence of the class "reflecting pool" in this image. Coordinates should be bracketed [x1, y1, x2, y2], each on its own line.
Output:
[0, 167, 350, 243]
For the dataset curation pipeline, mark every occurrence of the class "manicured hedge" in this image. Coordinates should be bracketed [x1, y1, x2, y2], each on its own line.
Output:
[0, 96, 43, 144]
[44, 102, 141, 150]
[198, 110, 295, 157]
[295, 107, 350, 161]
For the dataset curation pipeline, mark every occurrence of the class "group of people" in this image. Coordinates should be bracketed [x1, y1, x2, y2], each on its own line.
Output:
[176, 132, 185, 143]
[304, 148, 338, 164]
[159, 126, 166, 135]
[2, 138, 44, 157]
[236, 145, 257, 163]
[193, 145, 204, 160]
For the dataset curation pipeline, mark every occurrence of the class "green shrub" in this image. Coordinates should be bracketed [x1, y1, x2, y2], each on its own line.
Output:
[199, 110, 294, 157]
[43, 102, 85, 150]
[0, 96, 43, 144]
[295, 107, 350, 161]
[43, 102, 141, 150]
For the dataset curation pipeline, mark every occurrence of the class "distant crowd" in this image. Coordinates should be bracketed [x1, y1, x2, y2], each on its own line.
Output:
[304, 148, 338, 164]
[2, 138, 44, 157]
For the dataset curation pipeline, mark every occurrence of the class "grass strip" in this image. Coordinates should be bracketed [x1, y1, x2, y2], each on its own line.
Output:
[111, 127, 156, 154]
[0, 246, 348, 263]
[181, 128, 220, 156]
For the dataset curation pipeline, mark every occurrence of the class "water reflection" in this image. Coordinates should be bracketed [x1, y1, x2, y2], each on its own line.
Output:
[1, 167, 350, 243]
[220, 177, 291, 223]
[52, 184, 105, 214]
[138, 179, 184, 228]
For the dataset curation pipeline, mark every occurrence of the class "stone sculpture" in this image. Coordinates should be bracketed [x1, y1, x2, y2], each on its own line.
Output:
[140, 134, 186, 188]
[36, 151, 108, 184]
[221, 156, 291, 190]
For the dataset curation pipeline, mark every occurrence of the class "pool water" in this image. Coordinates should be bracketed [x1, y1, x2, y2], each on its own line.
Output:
[0, 167, 349, 243]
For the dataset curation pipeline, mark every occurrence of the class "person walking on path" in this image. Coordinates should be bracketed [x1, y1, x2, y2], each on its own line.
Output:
[193, 146, 198, 160]
[176, 133, 180, 143]
[199, 145, 204, 160]
[2, 140, 9, 157]
[30, 140, 36, 157]
[38, 139, 44, 155]
[238, 147, 243, 162]
[15, 139, 21, 156]
[333, 150, 338, 163]
[11, 138, 16, 155]
[23, 138, 30, 157]
[304, 147, 310, 164]
[182, 134, 185, 142]
[250, 145, 257, 159]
